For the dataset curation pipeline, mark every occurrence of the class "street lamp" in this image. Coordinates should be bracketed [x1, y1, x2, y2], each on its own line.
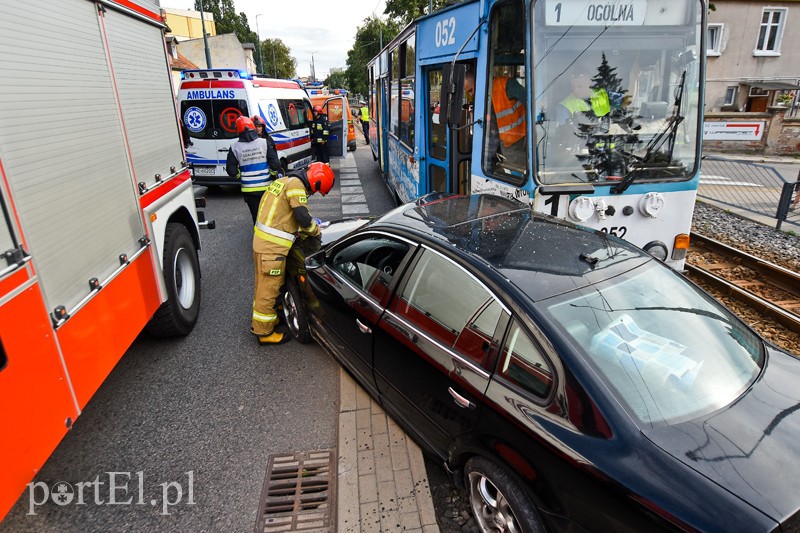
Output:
[255, 14, 265, 75]
[198, 0, 212, 68]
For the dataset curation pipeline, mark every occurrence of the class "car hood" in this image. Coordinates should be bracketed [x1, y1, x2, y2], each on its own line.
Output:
[320, 218, 371, 245]
[643, 345, 800, 522]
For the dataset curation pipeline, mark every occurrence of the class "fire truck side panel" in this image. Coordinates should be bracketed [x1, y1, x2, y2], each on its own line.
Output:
[0, 0, 147, 316]
[102, 7, 185, 191]
[0, 0, 202, 521]
[56, 251, 161, 409]
[0, 273, 79, 522]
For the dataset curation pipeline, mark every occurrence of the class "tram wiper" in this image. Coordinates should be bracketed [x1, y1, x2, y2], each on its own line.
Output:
[611, 71, 686, 195]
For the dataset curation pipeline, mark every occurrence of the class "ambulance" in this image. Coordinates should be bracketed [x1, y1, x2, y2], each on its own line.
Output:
[178, 71, 315, 185]
[0, 0, 208, 521]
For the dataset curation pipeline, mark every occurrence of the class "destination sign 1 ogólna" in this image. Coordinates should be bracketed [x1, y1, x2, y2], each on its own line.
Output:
[546, 0, 647, 26]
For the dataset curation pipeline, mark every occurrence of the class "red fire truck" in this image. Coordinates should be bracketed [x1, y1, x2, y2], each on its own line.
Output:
[0, 0, 211, 520]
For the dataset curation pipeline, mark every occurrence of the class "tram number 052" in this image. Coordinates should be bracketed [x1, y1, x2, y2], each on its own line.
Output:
[600, 226, 628, 238]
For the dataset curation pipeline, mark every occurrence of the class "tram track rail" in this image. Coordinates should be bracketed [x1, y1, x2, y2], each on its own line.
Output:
[685, 232, 800, 335]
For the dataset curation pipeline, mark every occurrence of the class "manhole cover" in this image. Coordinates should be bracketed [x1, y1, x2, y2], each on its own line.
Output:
[254, 449, 337, 533]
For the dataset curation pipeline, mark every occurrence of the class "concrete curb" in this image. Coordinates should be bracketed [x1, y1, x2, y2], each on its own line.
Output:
[337, 368, 439, 532]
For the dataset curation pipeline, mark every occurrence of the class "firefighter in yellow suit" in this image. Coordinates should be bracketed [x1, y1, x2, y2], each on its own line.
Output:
[251, 162, 335, 345]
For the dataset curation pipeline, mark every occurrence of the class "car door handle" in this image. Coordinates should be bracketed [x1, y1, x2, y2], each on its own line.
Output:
[356, 319, 371, 334]
[448, 387, 475, 410]
[218, 148, 229, 152]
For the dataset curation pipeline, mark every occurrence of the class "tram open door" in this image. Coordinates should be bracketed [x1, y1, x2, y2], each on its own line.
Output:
[427, 60, 476, 195]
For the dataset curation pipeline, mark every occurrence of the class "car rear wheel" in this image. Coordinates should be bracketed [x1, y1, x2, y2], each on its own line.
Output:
[465, 457, 544, 533]
[282, 278, 312, 343]
[146, 223, 201, 337]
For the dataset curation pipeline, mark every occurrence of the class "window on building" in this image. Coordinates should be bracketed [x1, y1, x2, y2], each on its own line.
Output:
[754, 8, 786, 55]
[723, 86, 737, 106]
[707, 23, 723, 56]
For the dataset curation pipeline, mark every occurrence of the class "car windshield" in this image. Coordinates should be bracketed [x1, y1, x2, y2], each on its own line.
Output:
[532, 0, 703, 185]
[538, 261, 764, 426]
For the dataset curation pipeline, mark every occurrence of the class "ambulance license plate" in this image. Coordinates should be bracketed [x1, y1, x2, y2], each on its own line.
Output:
[193, 166, 216, 176]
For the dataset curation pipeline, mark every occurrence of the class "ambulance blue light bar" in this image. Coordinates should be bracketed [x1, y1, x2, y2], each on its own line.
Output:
[181, 69, 253, 80]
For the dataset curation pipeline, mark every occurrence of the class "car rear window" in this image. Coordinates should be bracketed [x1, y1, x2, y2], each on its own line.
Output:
[180, 99, 248, 140]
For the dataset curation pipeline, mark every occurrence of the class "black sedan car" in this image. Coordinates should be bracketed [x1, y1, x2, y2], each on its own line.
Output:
[282, 194, 800, 532]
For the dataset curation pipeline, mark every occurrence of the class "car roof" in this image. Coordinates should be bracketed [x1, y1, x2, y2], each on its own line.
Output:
[373, 194, 651, 301]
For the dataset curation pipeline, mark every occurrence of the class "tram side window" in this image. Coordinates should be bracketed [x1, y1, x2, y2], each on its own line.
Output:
[390, 51, 400, 138]
[482, 0, 527, 185]
[399, 35, 416, 150]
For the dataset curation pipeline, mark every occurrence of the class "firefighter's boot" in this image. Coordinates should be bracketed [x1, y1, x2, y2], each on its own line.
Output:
[257, 331, 291, 345]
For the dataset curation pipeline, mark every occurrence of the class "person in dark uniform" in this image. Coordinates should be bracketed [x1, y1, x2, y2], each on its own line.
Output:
[226, 116, 282, 224]
[311, 105, 330, 164]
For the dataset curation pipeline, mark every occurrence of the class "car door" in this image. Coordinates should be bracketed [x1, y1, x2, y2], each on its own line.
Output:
[322, 96, 346, 158]
[374, 246, 509, 455]
[306, 232, 416, 393]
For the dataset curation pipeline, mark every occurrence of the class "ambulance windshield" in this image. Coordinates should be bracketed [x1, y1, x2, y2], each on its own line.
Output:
[532, 0, 703, 186]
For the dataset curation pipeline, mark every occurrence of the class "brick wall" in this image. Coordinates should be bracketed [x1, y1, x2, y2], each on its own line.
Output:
[703, 109, 800, 156]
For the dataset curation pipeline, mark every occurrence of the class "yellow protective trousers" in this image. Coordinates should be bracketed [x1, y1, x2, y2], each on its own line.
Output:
[251, 251, 286, 336]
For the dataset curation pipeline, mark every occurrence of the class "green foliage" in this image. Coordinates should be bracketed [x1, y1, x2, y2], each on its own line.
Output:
[325, 70, 349, 90]
[345, 16, 401, 96]
[260, 39, 297, 78]
[384, 0, 449, 24]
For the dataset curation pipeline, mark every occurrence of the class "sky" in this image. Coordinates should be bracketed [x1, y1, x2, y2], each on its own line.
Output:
[160, 0, 387, 79]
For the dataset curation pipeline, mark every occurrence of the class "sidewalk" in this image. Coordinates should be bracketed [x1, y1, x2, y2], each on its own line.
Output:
[327, 154, 440, 532]
[703, 151, 800, 165]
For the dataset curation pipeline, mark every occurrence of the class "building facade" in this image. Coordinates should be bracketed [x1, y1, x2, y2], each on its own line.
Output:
[705, 0, 800, 114]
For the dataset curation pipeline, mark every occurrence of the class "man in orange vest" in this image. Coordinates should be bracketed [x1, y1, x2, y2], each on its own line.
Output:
[489, 74, 527, 171]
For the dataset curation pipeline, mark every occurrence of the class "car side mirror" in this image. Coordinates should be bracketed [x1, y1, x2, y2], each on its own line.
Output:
[305, 250, 325, 271]
[440, 63, 466, 127]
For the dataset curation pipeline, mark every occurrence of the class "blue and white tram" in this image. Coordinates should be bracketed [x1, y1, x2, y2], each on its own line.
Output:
[366, 0, 706, 270]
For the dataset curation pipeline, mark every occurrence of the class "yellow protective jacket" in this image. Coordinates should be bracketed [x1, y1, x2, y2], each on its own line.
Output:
[252, 176, 320, 255]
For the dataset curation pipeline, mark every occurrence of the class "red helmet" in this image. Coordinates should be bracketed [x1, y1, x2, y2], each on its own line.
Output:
[251, 115, 266, 128]
[235, 116, 255, 134]
[314, 105, 324, 114]
[306, 162, 335, 196]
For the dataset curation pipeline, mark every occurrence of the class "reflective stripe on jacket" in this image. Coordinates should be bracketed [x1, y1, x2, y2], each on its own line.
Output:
[492, 77, 526, 148]
[230, 137, 272, 192]
[252, 176, 318, 254]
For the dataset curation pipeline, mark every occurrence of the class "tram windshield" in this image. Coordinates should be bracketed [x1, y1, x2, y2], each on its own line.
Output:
[532, 0, 703, 186]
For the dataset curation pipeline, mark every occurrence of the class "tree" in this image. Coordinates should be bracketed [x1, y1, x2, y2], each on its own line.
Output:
[194, 0, 262, 70]
[384, 0, 449, 25]
[575, 53, 639, 177]
[345, 16, 401, 96]
[260, 39, 297, 78]
[325, 69, 348, 90]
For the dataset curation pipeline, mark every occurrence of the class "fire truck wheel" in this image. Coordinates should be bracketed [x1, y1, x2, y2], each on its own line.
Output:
[146, 223, 201, 337]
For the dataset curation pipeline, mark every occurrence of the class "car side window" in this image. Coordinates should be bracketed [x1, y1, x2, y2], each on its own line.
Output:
[499, 320, 553, 397]
[329, 236, 411, 304]
[396, 248, 494, 348]
[453, 299, 504, 366]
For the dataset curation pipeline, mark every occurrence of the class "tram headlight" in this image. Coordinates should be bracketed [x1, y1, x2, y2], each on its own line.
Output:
[643, 240, 669, 261]
[672, 234, 690, 261]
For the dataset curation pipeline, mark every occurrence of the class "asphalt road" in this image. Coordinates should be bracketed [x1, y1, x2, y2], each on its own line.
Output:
[0, 141, 395, 532]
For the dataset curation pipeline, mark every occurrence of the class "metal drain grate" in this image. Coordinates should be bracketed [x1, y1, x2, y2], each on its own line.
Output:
[254, 449, 337, 533]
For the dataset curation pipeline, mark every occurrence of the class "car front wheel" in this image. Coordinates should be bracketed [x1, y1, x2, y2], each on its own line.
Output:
[465, 456, 545, 533]
[282, 277, 312, 343]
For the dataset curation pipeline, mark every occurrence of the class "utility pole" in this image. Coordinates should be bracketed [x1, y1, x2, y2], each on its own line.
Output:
[198, 0, 212, 68]
[310, 52, 316, 82]
[255, 14, 265, 75]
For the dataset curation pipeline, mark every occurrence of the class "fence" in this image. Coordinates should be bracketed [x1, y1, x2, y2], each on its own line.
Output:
[699, 155, 800, 232]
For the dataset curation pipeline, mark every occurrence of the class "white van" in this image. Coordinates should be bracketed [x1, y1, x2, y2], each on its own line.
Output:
[178, 70, 315, 185]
